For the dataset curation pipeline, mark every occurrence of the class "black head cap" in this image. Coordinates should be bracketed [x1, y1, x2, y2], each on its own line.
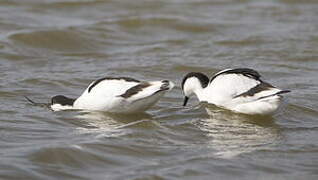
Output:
[181, 72, 210, 90]
[51, 95, 75, 106]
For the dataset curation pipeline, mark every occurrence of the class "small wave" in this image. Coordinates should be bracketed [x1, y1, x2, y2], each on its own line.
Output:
[9, 30, 100, 53]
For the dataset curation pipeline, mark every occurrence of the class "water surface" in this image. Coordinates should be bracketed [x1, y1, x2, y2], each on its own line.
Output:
[1, 0, 318, 179]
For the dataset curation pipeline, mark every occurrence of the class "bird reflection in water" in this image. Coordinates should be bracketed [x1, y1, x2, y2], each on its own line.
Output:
[72, 111, 153, 137]
[195, 103, 281, 159]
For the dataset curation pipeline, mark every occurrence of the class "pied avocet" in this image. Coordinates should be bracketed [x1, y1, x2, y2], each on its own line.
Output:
[181, 68, 290, 115]
[49, 76, 174, 113]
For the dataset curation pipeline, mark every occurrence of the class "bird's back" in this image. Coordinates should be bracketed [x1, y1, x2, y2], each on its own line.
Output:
[73, 78, 174, 113]
[205, 73, 262, 104]
[206, 70, 284, 111]
[74, 79, 139, 111]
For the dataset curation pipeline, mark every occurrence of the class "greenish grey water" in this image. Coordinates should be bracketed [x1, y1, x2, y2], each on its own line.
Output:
[1, 0, 318, 179]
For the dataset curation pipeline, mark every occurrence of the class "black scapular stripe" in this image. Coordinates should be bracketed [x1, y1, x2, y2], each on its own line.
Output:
[88, 77, 140, 93]
[258, 90, 291, 100]
[119, 83, 151, 98]
[234, 82, 274, 98]
[210, 68, 261, 83]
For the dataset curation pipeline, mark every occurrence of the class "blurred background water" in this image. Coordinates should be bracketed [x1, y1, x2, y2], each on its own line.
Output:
[0, 0, 318, 179]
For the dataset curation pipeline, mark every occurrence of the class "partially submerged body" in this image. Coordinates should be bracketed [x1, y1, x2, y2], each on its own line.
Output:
[181, 68, 290, 115]
[50, 77, 174, 114]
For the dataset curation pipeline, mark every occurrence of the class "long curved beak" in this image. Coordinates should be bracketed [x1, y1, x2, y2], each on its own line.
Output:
[183, 96, 189, 106]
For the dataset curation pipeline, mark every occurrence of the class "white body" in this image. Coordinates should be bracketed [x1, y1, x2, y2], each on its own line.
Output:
[183, 69, 288, 115]
[51, 78, 174, 113]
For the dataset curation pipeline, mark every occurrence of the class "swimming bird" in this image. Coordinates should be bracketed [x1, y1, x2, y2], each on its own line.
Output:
[49, 76, 174, 113]
[181, 68, 290, 115]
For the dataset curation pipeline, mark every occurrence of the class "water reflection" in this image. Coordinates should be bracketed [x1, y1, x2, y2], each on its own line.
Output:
[196, 104, 281, 159]
[72, 111, 153, 137]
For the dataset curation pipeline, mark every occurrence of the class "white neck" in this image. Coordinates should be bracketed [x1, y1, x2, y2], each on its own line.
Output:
[194, 87, 206, 101]
[183, 76, 209, 101]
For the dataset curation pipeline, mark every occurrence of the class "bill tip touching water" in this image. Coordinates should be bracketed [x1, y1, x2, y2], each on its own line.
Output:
[181, 68, 290, 115]
[25, 68, 291, 116]
[26, 77, 174, 114]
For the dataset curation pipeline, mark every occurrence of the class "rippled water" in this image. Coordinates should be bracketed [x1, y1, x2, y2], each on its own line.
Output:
[1, 0, 318, 179]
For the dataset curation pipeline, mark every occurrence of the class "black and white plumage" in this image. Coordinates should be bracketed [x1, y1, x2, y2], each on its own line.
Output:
[181, 68, 290, 115]
[50, 77, 174, 113]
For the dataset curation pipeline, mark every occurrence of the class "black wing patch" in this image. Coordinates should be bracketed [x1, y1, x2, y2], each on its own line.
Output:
[153, 80, 171, 94]
[88, 77, 140, 93]
[258, 90, 291, 100]
[210, 68, 261, 83]
[234, 82, 274, 98]
[119, 83, 151, 98]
